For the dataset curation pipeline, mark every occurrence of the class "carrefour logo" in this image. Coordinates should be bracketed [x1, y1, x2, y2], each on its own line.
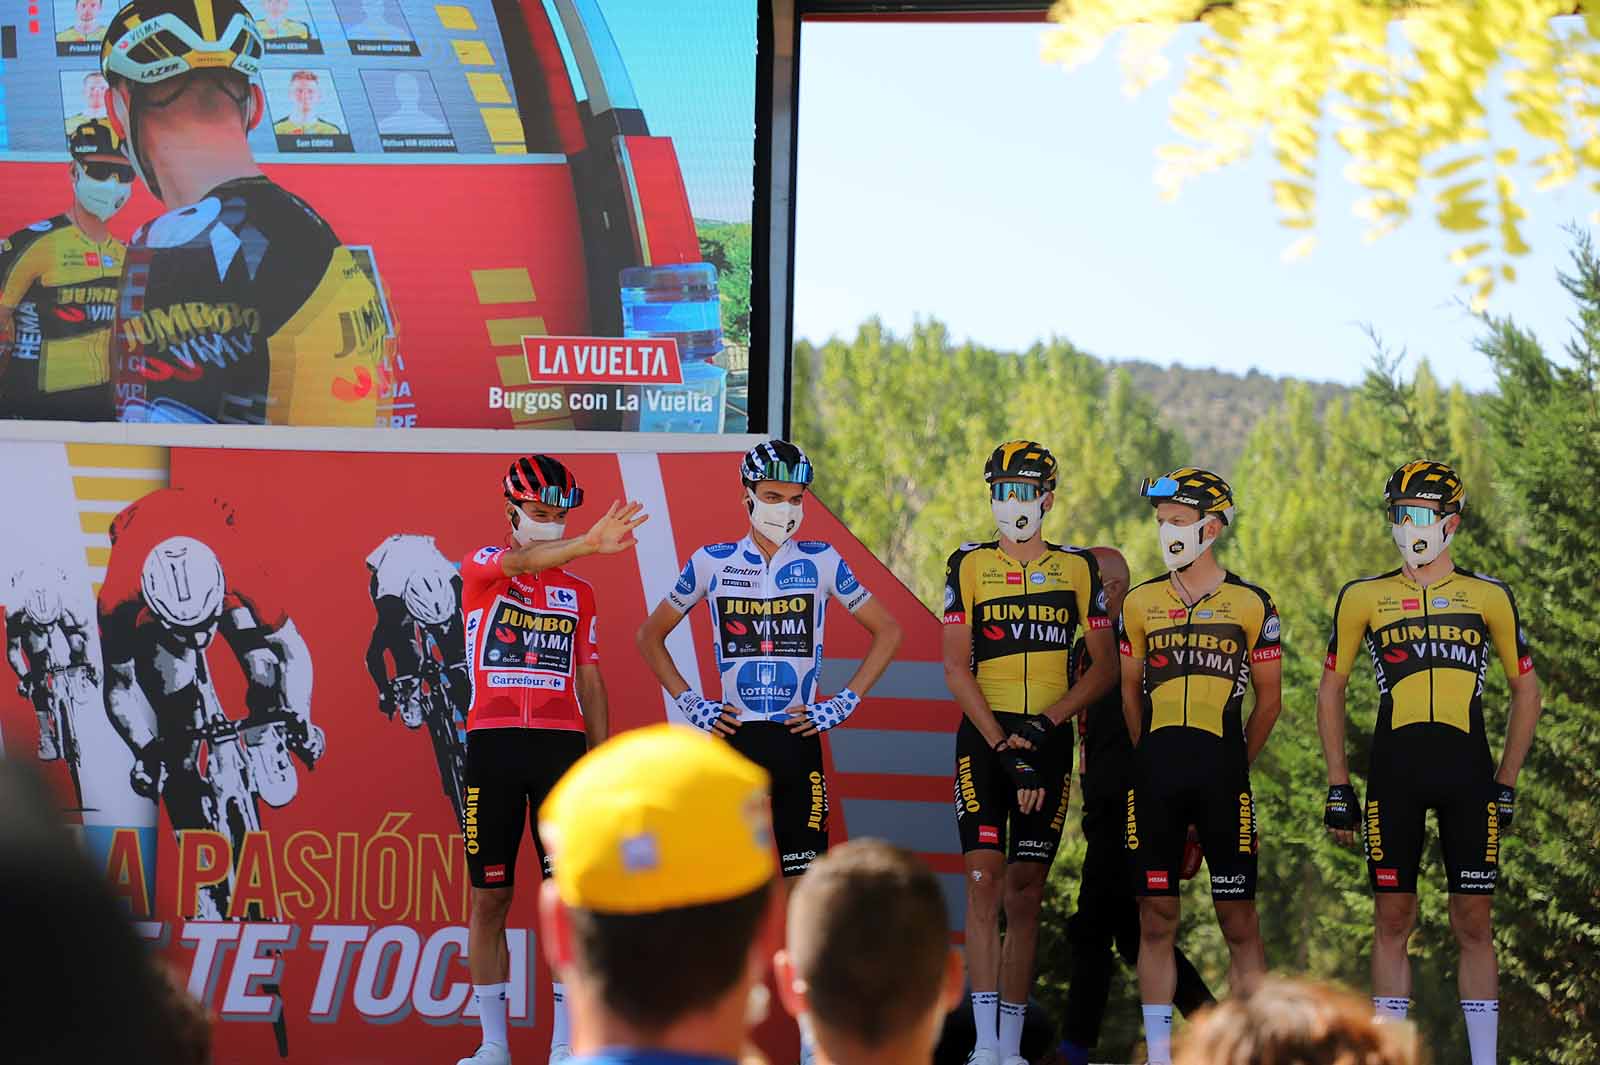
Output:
[775, 559, 818, 591]
[735, 660, 798, 718]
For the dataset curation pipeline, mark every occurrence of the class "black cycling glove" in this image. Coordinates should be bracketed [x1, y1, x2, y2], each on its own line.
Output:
[1324, 784, 1361, 831]
[1495, 783, 1515, 831]
[1017, 713, 1054, 747]
[994, 742, 1041, 792]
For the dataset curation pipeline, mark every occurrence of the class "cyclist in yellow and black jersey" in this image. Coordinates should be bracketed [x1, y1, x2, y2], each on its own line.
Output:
[1120, 573, 1279, 759]
[944, 538, 1109, 716]
[100, 0, 391, 426]
[1317, 460, 1542, 1065]
[941, 440, 1116, 1065]
[0, 122, 131, 420]
[1120, 467, 1281, 1065]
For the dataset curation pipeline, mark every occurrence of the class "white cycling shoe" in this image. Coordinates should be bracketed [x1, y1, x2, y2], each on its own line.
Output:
[965, 1050, 1001, 1065]
[455, 1042, 511, 1065]
[549, 1045, 573, 1064]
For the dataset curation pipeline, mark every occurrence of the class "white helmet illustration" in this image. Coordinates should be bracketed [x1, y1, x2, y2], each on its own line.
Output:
[140, 536, 225, 640]
[11, 568, 68, 627]
[403, 569, 456, 626]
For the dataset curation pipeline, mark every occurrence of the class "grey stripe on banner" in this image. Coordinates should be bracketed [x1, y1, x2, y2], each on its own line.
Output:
[841, 798, 960, 856]
[830, 729, 953, 776]
[821, 658, 953, 702]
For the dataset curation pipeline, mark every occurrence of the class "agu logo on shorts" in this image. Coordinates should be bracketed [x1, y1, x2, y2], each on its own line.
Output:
[735, 660, 799, 717]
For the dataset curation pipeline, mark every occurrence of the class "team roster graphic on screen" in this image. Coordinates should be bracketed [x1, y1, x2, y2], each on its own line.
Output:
[0, 0, 757, 430]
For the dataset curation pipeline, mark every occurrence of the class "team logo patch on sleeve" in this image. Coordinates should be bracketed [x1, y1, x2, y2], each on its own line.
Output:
[836, 559, 860, 595]
[1263, 614, 1281, 642]
[546, 585, 579, 610]
[674, 558, 696, 595]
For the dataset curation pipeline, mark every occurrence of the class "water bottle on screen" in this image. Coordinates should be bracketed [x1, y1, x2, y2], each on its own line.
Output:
[619, 263, 727, 433]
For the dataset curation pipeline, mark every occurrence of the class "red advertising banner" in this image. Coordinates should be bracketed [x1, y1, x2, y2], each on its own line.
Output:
[0, 440, 961, 1064]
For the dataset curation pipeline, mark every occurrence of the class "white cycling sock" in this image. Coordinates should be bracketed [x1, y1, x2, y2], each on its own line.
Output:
[1373, 996, 1410, 1021]
[474, 983, 509, 1048]
[550, 982, 570, 1048]
[1462, 999, 1498, 1065]
[971, 991, 999, 1051]
[1142, 1004, 1173, 1065]
[998, 1001, 1027, 1058]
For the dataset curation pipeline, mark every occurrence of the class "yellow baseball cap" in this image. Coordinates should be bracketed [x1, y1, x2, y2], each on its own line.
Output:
[538, 724, 776, 914]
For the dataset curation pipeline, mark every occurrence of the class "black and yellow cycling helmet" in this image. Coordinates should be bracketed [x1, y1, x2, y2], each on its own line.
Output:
[1383, 460, 1465, 514]
[984, 440, 1058, 492]
[68, 120, 127, 162]
[101, 0, 263, 86]
[100, 0, 262, 201]
[1140, 467, 1235, 525]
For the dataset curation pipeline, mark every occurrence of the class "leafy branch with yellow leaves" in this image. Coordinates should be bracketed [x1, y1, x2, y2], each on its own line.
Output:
[1044, 0, 1597, 308]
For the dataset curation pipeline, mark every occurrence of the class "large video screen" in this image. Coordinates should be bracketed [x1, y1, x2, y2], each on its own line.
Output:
[0, 0, 756, 431]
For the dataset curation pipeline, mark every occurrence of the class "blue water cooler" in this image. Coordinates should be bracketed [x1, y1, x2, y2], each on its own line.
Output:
[619, 263, 727, 433]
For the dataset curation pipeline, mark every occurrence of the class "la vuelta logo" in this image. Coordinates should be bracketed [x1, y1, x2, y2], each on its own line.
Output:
[519, 336, 685, 385]
[103, 812, 541, 1027]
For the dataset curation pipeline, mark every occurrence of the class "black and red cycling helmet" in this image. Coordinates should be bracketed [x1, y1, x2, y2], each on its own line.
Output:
[504, 455, 582, 509]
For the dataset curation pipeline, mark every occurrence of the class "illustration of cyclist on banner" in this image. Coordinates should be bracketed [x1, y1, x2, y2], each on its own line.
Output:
[365, 532, 469, 826]
[6, 566, 101, 808]
[97, 489, 324, 921]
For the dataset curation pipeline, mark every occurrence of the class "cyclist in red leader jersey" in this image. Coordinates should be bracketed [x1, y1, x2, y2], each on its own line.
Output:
[457, 455, 647, 1065]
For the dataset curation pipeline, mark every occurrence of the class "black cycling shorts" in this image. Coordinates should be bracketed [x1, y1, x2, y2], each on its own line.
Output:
[464, 727, 587, 889]
[1365, 768, 1499, 895]
[953, 714, 1073, 865]
[727, 721, 827, 878]
[1126, 767, 1258, 900]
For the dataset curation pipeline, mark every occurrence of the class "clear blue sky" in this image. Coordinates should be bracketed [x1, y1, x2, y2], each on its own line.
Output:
[598, 0, 756, 223]
[793, 21, 1587, 390]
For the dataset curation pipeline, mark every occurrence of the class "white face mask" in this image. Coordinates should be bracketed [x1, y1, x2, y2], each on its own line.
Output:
[747, 489, 803, 545]
[73, 165, 131, 221]
[1159, 518, 1216, 571]
[992, 497, 1044, 543]
[1392, 519, 1453, 567]
[509, 507, 565, 546]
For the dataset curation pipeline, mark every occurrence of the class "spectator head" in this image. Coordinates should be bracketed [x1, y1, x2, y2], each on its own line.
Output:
[538, 725, 780, 1058]
[1088, 545, 1130, 618]
[1175, 977, 1421, 1065]
[153, 962, 212, 1065]
[0, 760, 175, 1062]
[775, 840, 962, 1065]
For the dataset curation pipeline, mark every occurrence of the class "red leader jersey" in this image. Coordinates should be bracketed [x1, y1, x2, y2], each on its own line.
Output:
[460, 546, 599, 733]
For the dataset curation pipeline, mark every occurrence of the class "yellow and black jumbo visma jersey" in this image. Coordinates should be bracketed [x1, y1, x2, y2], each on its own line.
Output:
[1325, 568, 1531, 755]
[111, 176, 390, 426]
[0, 215, 123, 410]
[1119, 573, 1280, 749]
[942, 541, 1110, 715]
